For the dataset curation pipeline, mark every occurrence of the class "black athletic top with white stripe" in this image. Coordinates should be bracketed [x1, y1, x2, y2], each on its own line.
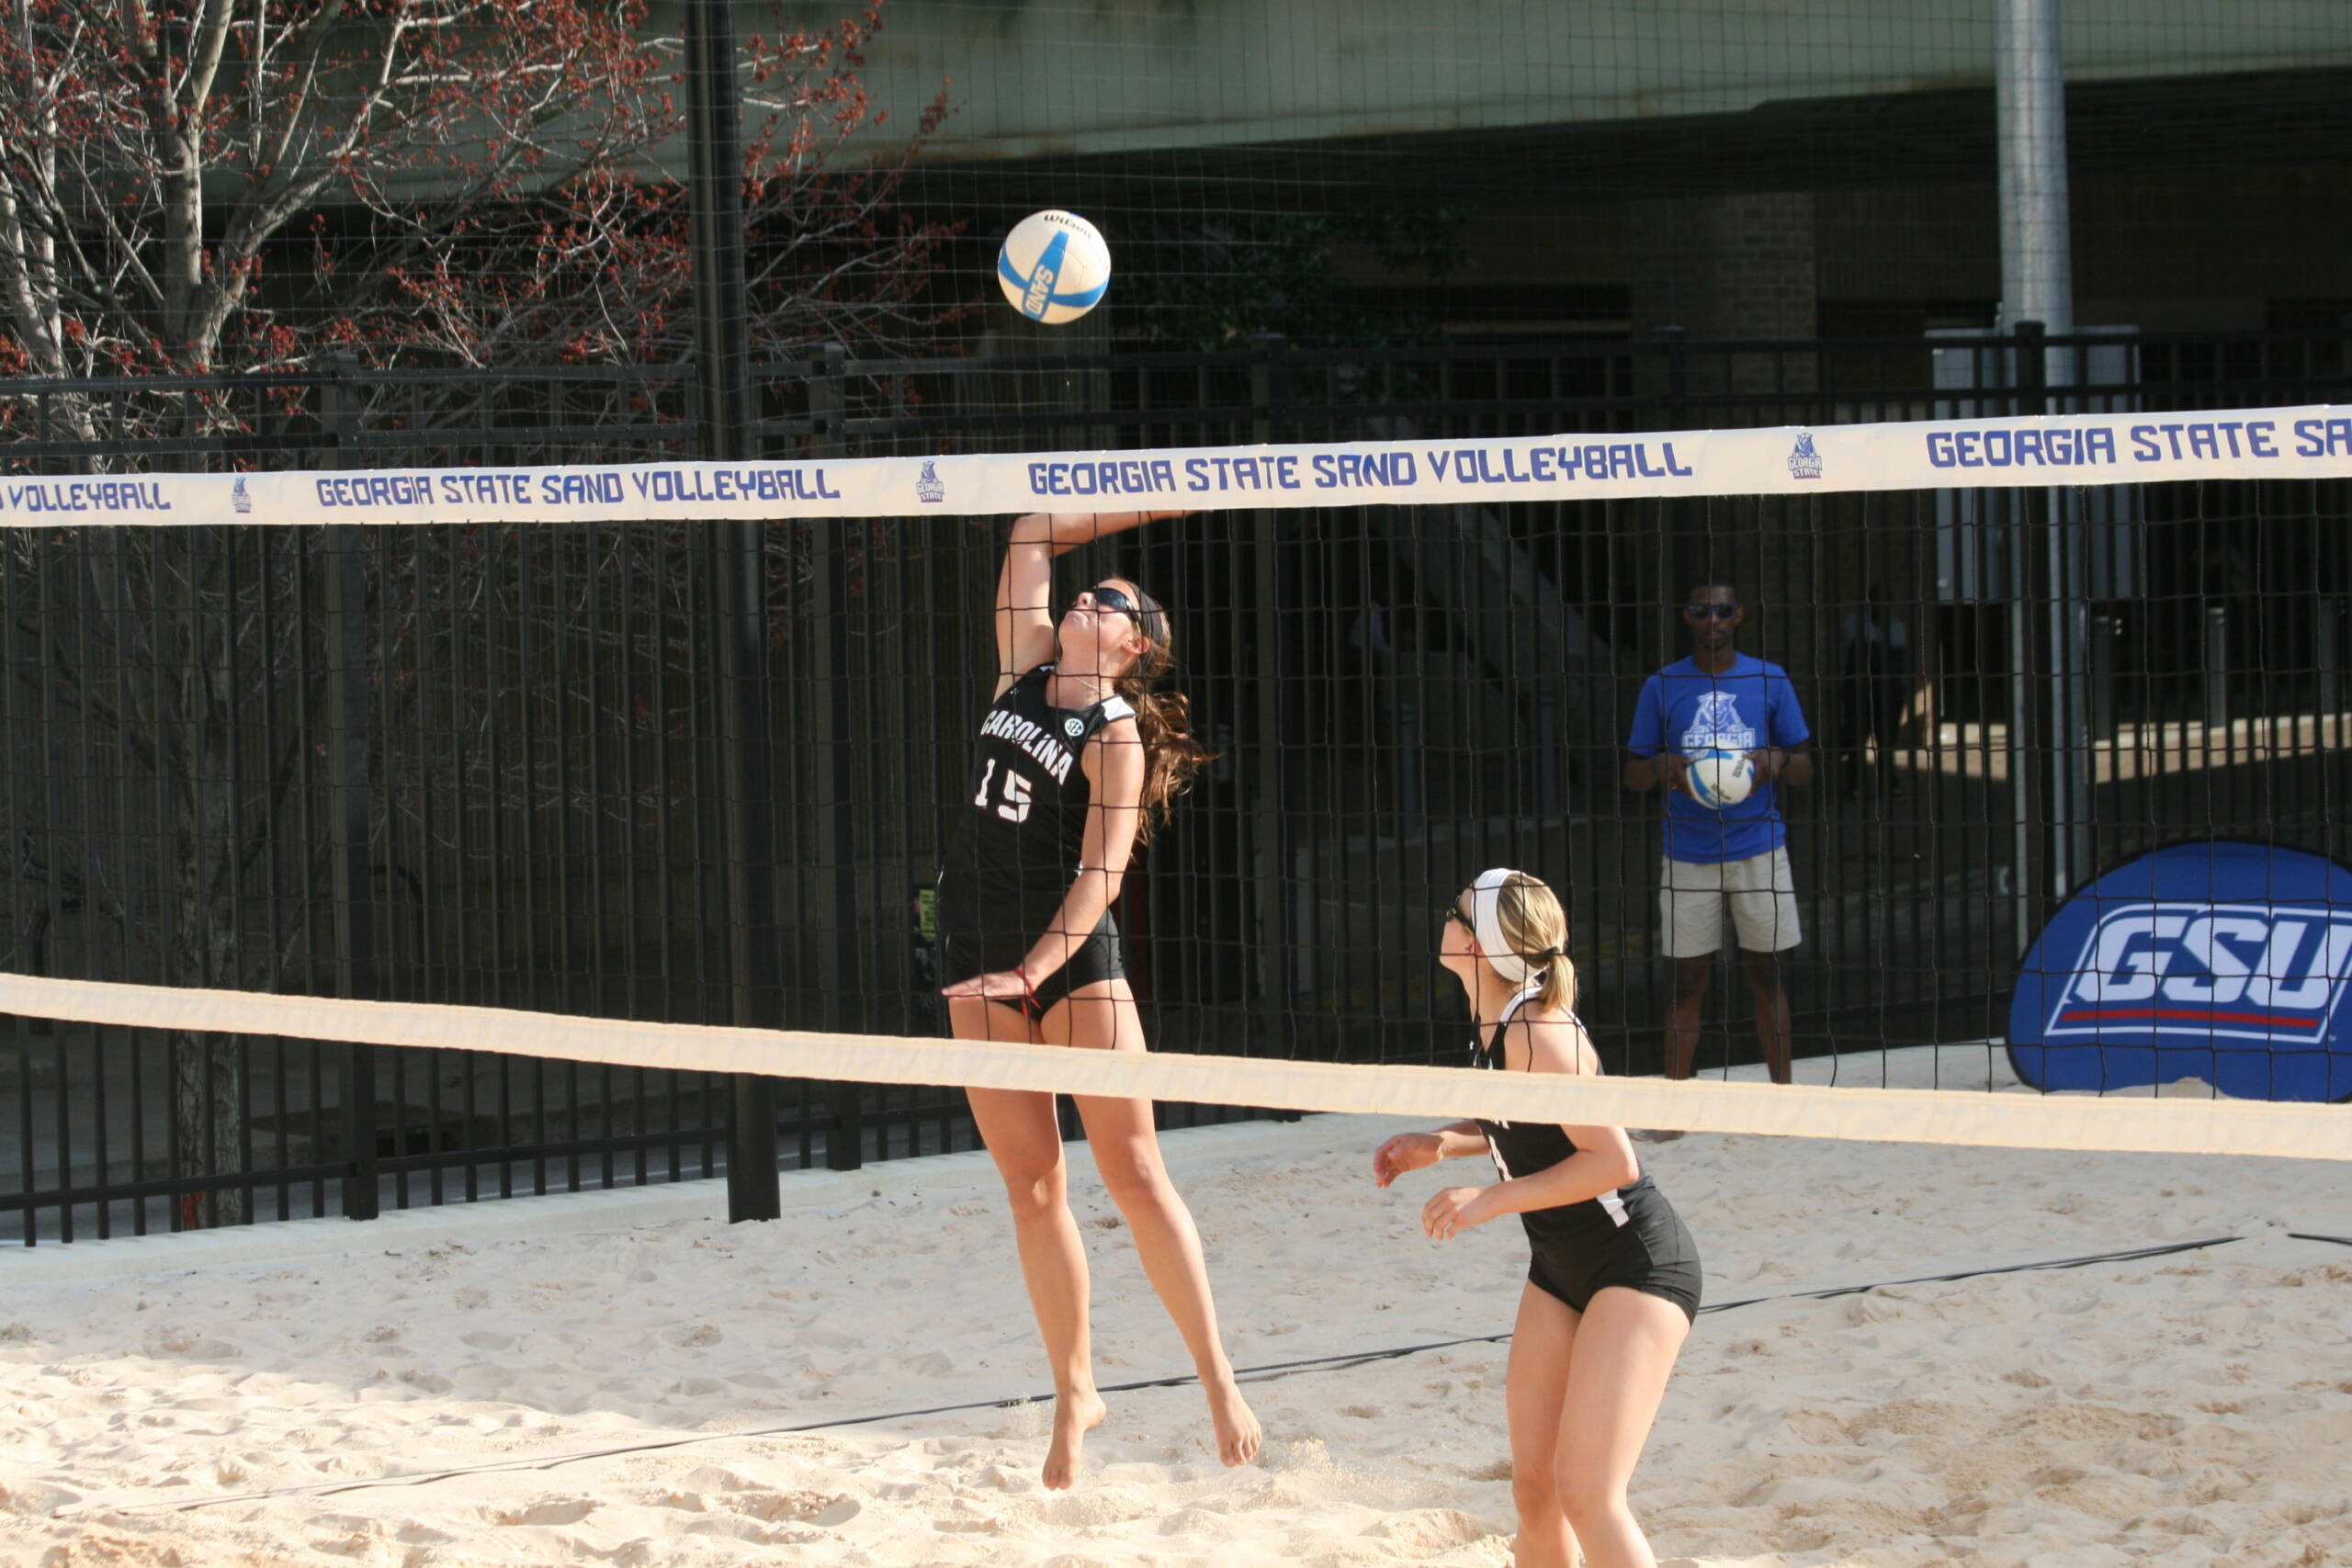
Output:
[1471, 987, 1675, 1255]
[937, 663, 1135, 913]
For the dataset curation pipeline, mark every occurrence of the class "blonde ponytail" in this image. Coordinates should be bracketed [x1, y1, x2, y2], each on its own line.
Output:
[1495, 873, 1578, 1016]
[1535, 948, 1577, 1016]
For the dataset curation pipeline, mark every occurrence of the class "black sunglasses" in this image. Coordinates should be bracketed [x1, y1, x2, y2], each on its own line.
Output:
[1438, 903, 1474, 932]
[1080, 584, 1138, 619]
[1683, 602, 1740, 621]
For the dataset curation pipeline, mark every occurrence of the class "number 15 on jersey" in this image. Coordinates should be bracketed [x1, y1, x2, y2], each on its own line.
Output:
[974, 758, 1032, 823]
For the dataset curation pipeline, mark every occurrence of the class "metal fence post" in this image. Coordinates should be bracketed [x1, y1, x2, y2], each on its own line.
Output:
[2204, 602, 2229, 732]
[2088, 612, 2118, 742]
[2315, 595, 2339, 744]
[322, 358, 379, 1221]
[2009, 321, 2050, 949]
[808, 344, 864, 1170]
[685, 0, 782, 1222]
[2039, 332, 2092, 902]
[1248, 335, 1298, 1081]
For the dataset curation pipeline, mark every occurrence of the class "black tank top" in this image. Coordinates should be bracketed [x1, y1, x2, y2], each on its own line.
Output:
[938, 664, 1135, 904]
[1471, 987, 1670, 1252]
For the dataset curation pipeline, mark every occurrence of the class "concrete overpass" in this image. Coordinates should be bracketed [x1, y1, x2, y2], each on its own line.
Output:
[768, 0, 2352, 166]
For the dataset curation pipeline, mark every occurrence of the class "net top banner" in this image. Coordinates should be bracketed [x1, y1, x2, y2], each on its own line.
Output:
[6, 403, 2349, 526]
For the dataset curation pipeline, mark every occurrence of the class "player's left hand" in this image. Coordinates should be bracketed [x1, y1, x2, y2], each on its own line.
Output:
[1420, 1185, 1494, 1241]
[1747, 746, 1785, 783]
[941, 969, 1033, 1001]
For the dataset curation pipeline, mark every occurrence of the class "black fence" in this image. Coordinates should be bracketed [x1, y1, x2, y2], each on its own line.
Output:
[6, 328, 2349, 1243]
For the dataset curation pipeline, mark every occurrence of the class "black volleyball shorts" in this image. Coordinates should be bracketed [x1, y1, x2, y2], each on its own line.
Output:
[935, 886, 1125, 1021]
[1526, 1203, 1703, 1324]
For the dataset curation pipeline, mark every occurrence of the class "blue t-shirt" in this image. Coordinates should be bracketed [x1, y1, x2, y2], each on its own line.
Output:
[1626, 654, 1811, 864]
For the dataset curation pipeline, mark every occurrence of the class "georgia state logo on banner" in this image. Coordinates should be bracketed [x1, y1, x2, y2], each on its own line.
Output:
[2009, 840, 2352, 1102]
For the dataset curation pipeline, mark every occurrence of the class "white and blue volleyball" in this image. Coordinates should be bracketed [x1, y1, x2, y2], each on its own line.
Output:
[996, 209, 1111, 324]
[1687, 749, 1756, 810]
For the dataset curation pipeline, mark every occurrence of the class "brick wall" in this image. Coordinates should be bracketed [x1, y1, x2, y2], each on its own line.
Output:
[1631, 191, 1820, 394]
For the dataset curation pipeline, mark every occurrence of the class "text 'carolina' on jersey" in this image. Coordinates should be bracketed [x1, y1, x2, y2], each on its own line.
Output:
[941, 665, 1136, 898]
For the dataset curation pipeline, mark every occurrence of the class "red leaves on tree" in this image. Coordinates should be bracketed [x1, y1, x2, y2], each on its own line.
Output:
[0, 0, 959, 389]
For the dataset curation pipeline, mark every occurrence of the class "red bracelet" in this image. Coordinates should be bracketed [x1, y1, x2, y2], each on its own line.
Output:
[1015, 967, 1038, 1010]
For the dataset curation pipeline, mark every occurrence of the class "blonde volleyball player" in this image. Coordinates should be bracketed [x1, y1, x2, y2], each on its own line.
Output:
[1374, 870, 1702, 1568]
[937, 509, 1261, 1490]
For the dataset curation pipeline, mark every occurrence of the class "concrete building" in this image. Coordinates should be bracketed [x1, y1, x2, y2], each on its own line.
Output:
[775, 0, 2352, 344]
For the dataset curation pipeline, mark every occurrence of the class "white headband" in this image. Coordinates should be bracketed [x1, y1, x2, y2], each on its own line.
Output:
[1469, 867, 1558, 987]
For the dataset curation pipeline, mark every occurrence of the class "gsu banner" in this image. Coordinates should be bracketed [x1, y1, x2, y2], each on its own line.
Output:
[2009, 841, 2352, 1102]
[0, 403, 2348, 527]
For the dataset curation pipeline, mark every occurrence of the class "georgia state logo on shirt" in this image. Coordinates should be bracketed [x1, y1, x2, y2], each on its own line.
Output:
[1680, 691, 1756, 752]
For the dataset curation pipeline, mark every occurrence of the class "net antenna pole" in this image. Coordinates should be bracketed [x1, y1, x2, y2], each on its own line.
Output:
[685, 0, 782, 1223]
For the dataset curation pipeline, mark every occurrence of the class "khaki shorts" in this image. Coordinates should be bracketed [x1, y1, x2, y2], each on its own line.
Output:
[1660, 847, 1802, 957]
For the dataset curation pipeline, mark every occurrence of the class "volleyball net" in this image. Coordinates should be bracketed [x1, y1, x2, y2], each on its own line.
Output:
[6, 397, 2351, 1242]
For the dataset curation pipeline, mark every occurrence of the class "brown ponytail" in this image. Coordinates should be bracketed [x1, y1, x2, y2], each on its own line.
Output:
[1111, 582, 1213, 844]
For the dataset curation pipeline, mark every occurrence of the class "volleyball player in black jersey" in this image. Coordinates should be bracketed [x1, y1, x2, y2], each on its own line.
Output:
[1374, 869, 1702, 1568]
[937, 509, 1261, 1491]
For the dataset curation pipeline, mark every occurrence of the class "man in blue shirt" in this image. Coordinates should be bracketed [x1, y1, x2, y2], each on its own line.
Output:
[1624, 581, 1814, 1111]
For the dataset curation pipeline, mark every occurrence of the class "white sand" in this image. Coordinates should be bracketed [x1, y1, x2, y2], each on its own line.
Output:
[6, 1060, 2351, 1566]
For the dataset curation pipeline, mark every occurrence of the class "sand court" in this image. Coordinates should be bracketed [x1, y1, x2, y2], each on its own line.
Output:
[6, 1091, 2351, 1566]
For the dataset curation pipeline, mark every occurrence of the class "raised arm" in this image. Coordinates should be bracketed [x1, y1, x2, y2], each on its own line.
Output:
[993, 511, 1191, 695]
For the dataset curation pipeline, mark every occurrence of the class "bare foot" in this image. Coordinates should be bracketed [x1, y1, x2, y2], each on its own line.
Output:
[1204, 1373, 1261, 1468]
[1042, 1389, 1107, 1490]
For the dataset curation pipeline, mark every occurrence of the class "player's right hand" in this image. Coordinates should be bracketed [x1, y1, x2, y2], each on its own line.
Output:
[1372, 1132, 1443, 1188]
[1662, 752, 1694, 796]
[941, 968, 1033, 1002]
